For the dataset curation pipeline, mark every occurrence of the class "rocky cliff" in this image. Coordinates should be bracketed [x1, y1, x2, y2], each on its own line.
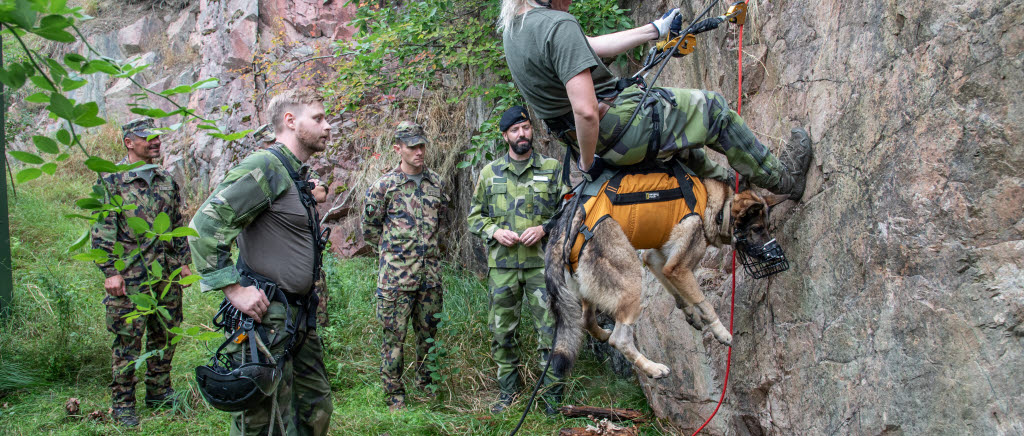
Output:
[25, 0, 1023, 434]
[627, 0, 1024, 434]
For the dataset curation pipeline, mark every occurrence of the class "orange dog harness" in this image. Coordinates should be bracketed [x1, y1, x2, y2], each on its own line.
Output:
[568, 166, 707, 272]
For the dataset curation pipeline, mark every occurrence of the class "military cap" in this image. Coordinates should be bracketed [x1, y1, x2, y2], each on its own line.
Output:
[394, 121, 427, 146]
[121, 117, 160, 139]
[252, 123, 276, 143]
[499, 105, 530, 132]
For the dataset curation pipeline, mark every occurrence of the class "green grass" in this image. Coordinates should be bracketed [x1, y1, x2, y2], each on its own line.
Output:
[1, 170, 673, 435]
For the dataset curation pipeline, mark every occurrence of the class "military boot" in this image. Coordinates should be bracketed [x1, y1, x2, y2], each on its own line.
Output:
[770, 127, 813, 200]
[112, 406, 139, 427]
[145, 388, 179, 410]
[490, 391, 517, 414]
[539, 380, 564, 416]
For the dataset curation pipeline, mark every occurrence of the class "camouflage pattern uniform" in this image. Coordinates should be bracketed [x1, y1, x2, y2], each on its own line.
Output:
[467, 152, 564, 395]
[190, 144, 332, 435]
[91, 154, 190, 411]
[597, 86, 782, 188]
[362, 123, 449, 407]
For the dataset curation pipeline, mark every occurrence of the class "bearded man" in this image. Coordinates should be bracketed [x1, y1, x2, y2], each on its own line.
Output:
[467, 106, 566, 413]
[190, 87, 333, 435]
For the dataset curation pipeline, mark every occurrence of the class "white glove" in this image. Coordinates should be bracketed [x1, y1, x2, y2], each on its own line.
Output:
[650, 8, 681, 39]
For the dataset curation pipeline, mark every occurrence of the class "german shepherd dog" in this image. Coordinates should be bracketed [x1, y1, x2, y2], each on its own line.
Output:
[545, 178, 788, 379]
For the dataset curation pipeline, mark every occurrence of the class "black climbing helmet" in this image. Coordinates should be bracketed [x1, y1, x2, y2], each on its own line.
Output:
[195, 361, 282, 412]
[195, 311, 282, 412]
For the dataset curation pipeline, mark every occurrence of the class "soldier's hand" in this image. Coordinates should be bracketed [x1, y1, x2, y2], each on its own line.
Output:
[223, 283, 270, 323]
[310, 179, 328, 203]
[521, 225, 546, 246]
[493, 229, 520, 247]
[104, 275, 127, 297]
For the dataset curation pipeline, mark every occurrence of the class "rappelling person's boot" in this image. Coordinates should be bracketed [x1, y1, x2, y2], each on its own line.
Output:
[769, 127, 813, 200]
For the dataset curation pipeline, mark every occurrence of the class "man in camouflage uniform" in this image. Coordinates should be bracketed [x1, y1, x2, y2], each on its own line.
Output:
[189, 88, 333, 435]
[91, 118, 192, 427]
[362, 121, 449, 412]
[468, 106, 565, 413]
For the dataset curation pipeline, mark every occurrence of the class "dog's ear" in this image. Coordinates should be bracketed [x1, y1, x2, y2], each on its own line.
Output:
[762, 194, 789, 208]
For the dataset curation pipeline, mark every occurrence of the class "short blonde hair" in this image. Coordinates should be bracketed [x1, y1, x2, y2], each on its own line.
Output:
[266, 88, 324, 132]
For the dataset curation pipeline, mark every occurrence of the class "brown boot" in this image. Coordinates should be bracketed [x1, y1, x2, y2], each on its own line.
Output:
[770, 127, 813, 200]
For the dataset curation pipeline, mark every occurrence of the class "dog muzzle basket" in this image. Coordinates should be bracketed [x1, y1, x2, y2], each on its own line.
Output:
[734, 236, 790, 279]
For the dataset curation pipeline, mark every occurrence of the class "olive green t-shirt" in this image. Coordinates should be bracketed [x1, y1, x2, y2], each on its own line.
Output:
[502, 8, 619, 120]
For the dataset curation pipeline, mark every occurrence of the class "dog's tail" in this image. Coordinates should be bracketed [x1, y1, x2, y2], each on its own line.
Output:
[545, 206, 584, 379]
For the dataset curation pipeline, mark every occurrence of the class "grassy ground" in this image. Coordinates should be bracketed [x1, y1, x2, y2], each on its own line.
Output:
[0, 168, 675, 435]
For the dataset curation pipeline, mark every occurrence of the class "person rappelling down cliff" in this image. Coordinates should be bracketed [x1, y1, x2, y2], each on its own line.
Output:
[499, 0, 812, 198]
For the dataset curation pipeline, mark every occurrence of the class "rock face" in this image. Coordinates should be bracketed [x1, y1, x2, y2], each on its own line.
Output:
[625, 0, 1024, 434]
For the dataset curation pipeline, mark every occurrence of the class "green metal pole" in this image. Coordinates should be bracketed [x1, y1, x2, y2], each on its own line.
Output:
[0, 33, 13, 318]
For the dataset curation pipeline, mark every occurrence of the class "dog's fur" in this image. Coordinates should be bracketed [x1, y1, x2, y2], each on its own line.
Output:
[545, 178, 787, 379]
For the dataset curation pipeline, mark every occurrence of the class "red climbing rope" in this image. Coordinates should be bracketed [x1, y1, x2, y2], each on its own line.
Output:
[690, 1, 746, 434]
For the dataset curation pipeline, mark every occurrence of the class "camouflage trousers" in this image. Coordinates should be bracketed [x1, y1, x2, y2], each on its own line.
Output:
[104, 282, 182, 409]
[597, 86, 784, 190]
[226, 300, 333, 436]
[488, 268, 558, 394]
[376, 285, 443, 405]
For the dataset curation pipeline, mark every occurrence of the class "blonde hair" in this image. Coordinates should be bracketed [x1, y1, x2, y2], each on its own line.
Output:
[497, 0, 548, 33]
[266, 88, 324, 132]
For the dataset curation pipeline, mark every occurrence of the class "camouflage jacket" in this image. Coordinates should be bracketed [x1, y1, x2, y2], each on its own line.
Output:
[362, 167, 449, 291]
[467, 152, 566, 269]
[189, 145, 315, 293]
[91, 158, 191, 284]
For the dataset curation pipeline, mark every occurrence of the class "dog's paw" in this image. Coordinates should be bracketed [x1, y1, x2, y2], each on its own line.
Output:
[644, 362, 671, 379]
[708, 320, 732, 346]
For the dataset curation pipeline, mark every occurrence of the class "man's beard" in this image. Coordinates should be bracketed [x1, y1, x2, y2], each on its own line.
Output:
[510, 137, 533, 155]
[298, 127, 328, 152]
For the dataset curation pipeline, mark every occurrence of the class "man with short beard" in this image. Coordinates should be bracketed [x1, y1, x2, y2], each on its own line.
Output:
[467, 106, 565, 414]
[91, 118, 192, 427]
[189, 88, 333, 435]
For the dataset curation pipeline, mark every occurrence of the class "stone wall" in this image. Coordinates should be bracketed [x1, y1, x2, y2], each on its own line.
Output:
[626, 0, 1023, 434]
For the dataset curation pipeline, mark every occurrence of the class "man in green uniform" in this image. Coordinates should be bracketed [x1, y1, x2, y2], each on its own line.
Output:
[362, 121, 449, 412]
[91, 118, 192, 427]
[190, 88, 333, 435]
[468, 106, 565, 413]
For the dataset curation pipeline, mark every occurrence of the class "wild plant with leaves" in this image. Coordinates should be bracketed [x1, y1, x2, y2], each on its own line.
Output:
[0, 0, 246, 345]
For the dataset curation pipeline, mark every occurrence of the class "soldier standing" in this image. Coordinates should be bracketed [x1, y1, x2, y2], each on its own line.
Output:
[190, 88, 334, 435]
[467, 106, 565, 413]
[362, 121, 449, 412]
[91, 118, 192, 427]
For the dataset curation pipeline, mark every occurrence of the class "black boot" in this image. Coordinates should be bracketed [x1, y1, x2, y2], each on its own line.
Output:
[145, 388, 179, 410]
[112, 406, 139, 427]
[770, 127, 813, 200]
[490, 391, 517, 414]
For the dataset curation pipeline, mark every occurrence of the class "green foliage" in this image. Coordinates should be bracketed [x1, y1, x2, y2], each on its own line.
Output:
[333, 0, 636, 168]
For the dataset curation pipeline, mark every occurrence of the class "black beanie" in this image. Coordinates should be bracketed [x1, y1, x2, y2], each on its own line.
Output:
[499, 105, 531, 132]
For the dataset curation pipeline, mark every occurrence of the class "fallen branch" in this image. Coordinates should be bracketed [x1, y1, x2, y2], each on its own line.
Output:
[557, 405, 645, 423]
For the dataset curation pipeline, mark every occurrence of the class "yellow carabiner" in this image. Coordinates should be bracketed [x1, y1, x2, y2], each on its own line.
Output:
[656, 33, 697, 56]
[727, 1, 747, 26]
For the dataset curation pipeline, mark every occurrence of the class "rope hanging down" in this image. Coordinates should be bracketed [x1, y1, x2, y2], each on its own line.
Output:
[690, 0, 747, 434]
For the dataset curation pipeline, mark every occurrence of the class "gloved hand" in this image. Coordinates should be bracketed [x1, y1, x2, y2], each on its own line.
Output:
[650, 8, 682, 39]
[580, 154, 606, 182]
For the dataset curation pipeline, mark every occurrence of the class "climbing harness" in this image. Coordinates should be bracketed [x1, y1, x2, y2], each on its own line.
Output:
[566, 162, 707, 273]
